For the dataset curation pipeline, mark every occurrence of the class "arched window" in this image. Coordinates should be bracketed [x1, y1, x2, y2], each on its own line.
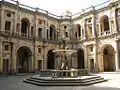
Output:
[21, 18, 30, 36]
[100, 15, 109, 32]
[49, 24, 56, 40]
[76, 24, 81, 38]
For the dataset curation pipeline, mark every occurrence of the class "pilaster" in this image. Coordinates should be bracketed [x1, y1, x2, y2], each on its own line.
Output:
[84, 46, 88, 69]
[113, 8, 118, 33]
[0, 9, 4, 31]
[94, 43, 99, 72]
[11, 43, 17, 73]
[13, 12, 17, 34]
[99, 23, 101, 36]
[0, 41, 3, 73]
[99, 52, 104, 72]
[115, 39, 120, 71]
[84, 25, 86, 39]
[43, 46, 47, 69]
[33, 45, 37, 72]
[81, 27, 83, 39]
[92, 14, 96, 37]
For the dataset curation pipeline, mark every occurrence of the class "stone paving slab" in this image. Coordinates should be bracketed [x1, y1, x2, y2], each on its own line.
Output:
[0, 72, 120, 90]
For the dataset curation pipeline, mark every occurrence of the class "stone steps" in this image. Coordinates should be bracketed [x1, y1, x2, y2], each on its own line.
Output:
[23, 75, 107, 86]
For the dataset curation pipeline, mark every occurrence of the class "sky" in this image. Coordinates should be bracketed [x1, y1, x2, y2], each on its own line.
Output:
[10, 0, 110, 15]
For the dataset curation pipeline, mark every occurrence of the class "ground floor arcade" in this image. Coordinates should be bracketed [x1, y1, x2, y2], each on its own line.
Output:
[0, 41, 120, 73]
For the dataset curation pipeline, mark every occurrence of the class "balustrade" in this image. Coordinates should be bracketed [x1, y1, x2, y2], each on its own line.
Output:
[39, 69, 89, 78]
[0, 30, 11, 35]
[100, 30, 110, 36]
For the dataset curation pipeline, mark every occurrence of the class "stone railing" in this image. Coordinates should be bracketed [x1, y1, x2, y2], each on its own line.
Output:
[100, 30, 110, 36]
[39, 69, 90, 78]
[0, 30, 11, 35]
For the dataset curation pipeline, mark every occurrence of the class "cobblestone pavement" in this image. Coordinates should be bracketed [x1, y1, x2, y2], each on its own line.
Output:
[0, 72, 120, 90]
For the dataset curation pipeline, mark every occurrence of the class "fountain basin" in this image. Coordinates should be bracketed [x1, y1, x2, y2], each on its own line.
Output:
[23, 73, 107, 86]
[39, 69, 90, 78]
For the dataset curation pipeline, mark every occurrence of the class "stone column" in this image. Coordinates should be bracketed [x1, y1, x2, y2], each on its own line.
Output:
[11, 43, 17, 73]
[54, 53, 56, 69]
[99, 23, 101, 36]
[113, 8, 118, 33]
[43, 21, 46, 39]
[31, 54, 35, 72]
[32, 44, 37, 72]
[0, 9, 4, 31]
[13, 12, 17, 34]
[94, 43, 99, 72]
[115, 39, 120, 71]
[35, 19, 38, 39]
[43, 47, 47, 69]
[28, 24, 31, 37]
[99, 52, 104, 72]
[83, 23, 86, 39]
[48, 28, 50, 40]
[84, 46, 88, 69]
[81, 27, 83, 39]
[0, 41, 3, 73]
[92, 14, 96, 37]
[73, 54, 77, 68]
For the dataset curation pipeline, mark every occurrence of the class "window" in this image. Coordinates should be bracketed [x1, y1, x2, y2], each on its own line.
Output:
[87, 18, 92, 23]
[90, 46, 93, 52]
[31, 26, 34, 36]
[104, 49, 108, 55]
[47, 29, 49, 39]
[39, 20, 42, 24]
[4, 45, 9, 51]
[6, 13, 11, 17]
[5, 21, 11, 30]
[64, 26, 67, 29]
[75, 32, 77, 38]
[88, 19, 91, 23]
[38, 60, 42, 70]
[78, 28, 81, 37]
[65, 32, 68, 37]
[38, 28, 42, 39]
[3, 59, 9, 72]
[38, 48, 42, 53]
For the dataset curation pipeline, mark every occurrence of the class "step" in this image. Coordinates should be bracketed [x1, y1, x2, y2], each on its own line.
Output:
[23, 75, 107, 86]
[27, 76, 104, 83]
[23, 79, 107, 86]
[30, 75, 101, 81]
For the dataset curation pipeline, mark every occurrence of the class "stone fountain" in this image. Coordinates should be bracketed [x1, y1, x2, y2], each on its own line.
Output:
[23, 38, 107, 86]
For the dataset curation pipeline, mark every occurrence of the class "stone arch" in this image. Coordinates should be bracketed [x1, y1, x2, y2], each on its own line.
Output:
[99, 44, 115, 72]
[49, 24, 56, 40]
[47, 49, 55, 69]
[21, 18, 30, 36]
[100, 15, 110, 32]
[17, 46, 32, 73]
[77, 48, 85, 69]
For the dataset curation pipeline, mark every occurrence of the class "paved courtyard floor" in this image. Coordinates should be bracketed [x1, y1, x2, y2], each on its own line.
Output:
[0, 72, 120, 90]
